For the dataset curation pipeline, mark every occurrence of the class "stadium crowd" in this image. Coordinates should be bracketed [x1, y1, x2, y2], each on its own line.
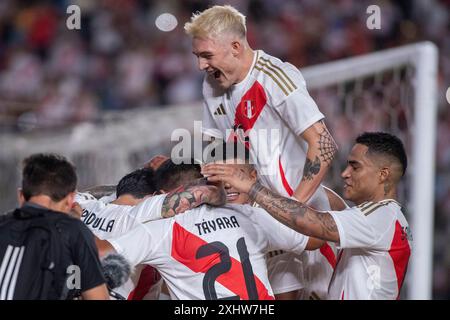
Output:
[0, 0, 449, 298]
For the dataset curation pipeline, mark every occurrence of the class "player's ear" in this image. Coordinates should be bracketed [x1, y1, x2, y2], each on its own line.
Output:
[379, 167, 390, 183]
[249, 166, 257, 180]
[231, 40, 242, 56]
[64, 192, 76, 212]
[17, 188, 25, 206]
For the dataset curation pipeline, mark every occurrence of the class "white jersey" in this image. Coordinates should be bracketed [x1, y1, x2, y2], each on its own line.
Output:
[109, 203, 310, 300]
[297, 243, 336, 300]
[328, 199, 412, 300]
[266, 221, 336, 299]
[99, 192, 117, 204]
[75, 192, 166, 239]
[202, 50, 328, 204]
[202, 50, 335, 297]
[75, 192, 166, 299]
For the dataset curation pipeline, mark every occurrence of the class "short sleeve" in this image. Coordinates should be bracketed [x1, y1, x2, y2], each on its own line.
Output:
[127, 194, 167, 223]
[71, 221, 106, 292]
[109, 219, 171, 267]
[273, 74, 324, 136]
[329, 208, 377, 249]
[246, 206, 309, 254]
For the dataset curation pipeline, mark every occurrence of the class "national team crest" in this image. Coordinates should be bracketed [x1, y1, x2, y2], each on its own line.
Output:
[243, 100, 255, 119]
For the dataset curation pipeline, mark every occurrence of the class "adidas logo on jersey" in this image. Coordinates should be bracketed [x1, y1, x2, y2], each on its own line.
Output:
[213, 103, 226, 115]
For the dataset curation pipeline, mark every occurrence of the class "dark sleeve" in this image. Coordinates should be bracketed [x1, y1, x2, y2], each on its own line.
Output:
[70, 220, 106, 292]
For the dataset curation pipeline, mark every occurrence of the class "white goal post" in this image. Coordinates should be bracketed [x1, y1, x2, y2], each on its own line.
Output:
[301, 41, 438, 300]
[0, 42, 438, 299]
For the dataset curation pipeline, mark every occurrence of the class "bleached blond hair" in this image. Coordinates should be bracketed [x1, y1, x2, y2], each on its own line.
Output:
[184, 5, 247, 40]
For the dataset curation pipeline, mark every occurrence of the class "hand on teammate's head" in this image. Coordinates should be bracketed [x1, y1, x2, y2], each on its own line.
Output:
[201, 163, 255, 194]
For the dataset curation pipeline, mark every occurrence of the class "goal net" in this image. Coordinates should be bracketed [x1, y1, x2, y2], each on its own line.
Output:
[301, 41, 438, 300]
[0, 42, 438, 299]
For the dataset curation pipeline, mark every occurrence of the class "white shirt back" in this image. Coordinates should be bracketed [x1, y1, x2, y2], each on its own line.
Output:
[328, 200, 412, 300]
[75, 192, 166, 299]
[76, 192, 166, 239]
[109, 203, 310, 300]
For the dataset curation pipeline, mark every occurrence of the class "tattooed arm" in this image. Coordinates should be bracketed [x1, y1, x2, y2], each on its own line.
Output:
[160, 178, 227, 218]
[294, 121, 337, 203]
[202, 165, 339, 242]
[249, 182, 339, 242]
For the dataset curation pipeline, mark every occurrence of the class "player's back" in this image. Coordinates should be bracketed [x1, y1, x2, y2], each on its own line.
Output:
[76, 192, 166, 299]
[76, 192, 166, 239]
[111, 203, 309, 300]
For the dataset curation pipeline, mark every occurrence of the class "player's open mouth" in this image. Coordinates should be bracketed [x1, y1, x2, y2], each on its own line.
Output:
[226, 192, 239, 201]
[213, 70, 221, 79]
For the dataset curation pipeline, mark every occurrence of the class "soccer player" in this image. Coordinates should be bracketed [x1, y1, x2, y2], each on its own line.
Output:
[76, 166, 225, 299]
[184, 5, 339, 299]
[203, 132, 412, 299]
[96, 161, 324, 300]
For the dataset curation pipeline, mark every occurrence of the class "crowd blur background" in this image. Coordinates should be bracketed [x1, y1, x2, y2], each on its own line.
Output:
[0, 0, 449, 298]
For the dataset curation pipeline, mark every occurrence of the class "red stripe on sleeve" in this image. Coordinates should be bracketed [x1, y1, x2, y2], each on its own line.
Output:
[127, 266, 161, 300]
[319, 242, 336, 269]
[388, 221, 411, 299]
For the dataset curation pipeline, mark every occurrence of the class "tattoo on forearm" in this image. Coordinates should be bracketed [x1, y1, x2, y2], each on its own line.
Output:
[82, 185, 116, 199]
[249, 182, 339, 241]
[249, 182, 307, 228]
[309, 210, 339, 237]
[302, 157, 321, 181]
[318, 127, 337, 165]
[161, 182, 226, 218]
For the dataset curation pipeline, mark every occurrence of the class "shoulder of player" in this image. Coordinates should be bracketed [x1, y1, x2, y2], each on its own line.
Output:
[354, 199, 402, 217]
[133, 194, 166, 210]
[252, 52, 306, 102]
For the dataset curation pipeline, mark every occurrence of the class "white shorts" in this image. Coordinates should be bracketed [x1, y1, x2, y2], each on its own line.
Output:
[266, 251, 305, 295]
[297, 245, 336, 300]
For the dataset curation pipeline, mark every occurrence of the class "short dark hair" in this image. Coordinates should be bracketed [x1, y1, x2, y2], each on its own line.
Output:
[154, 159, 202, 191]
[356, 132, 408, 176]
[22, 153, 77, 202]
[116, 168, 156, 199]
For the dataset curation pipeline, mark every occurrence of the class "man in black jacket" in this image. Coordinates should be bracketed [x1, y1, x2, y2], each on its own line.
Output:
[0, 153, 109, 300]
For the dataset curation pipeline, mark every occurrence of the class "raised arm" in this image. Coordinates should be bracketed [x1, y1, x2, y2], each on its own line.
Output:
[294, 121, 337, 203]
[202, 164, 339, 243]
[249, 182, 339, 242]
[160, 178, 226, 218]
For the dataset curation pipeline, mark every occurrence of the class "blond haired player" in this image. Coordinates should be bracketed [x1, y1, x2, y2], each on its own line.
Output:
[185, 5, 340, 299]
